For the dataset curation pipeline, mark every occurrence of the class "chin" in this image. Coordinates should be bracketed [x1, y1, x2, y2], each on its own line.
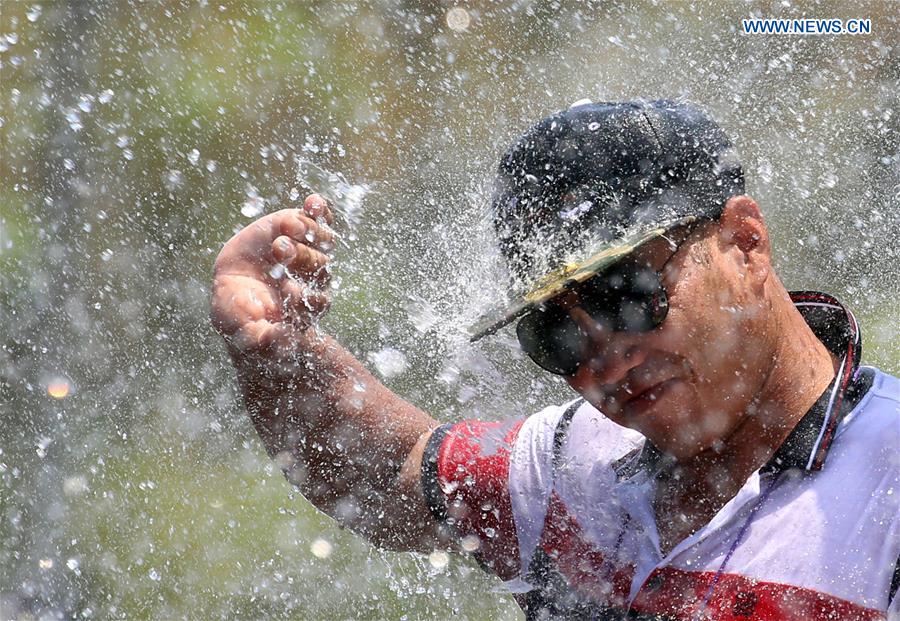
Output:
[626, 383, 712, 461]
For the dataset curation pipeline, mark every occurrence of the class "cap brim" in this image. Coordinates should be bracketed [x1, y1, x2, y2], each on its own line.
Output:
[468, 216, 698, 342]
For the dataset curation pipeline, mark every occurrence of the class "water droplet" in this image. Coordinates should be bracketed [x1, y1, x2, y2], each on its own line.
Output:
[295, 158, 370, 228]
[366, 348, 408, 379]
[98, 89, 113, 104]
[47, 378, 71, 399]
[26, 6, 42, 22]
[205, 160, 217, 172]
[241, 196, 265, 218]
[165, 170, 183, 190]
[588, 121, 601, 131]
[187, 149, 200, 166]
[289, 187, 300, 201]
[63, 475, 88, 496]
[428, 550, 449, 569]
[148, 568, 160, 581]
[66, 558, 79, 571]
[77, 97, 92, 113]
[38, 558, 53, 570]
[115, 135, 130, 148]
[406, 298, 439, 333]
[446, 7, 471, 31]
[64, 108, 82, 131]
[310, 538, 333, 559]
[758, 159, 773, 184]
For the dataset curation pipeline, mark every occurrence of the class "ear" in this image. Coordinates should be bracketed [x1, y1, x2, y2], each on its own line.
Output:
[717, 195, 771, 284]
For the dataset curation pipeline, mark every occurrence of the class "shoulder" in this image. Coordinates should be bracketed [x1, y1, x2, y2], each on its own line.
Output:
[863, 367, 900, 409]
[566, 400, 645, 456]
[509, 398, 645, 506]
[817, 368, 900, 508]
[513, 398, 644, 469]
[834, 367, 900, 460]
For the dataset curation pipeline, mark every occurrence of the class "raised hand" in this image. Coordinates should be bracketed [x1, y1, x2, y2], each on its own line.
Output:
[210, 194, 339, 456]
[210, 194, 335, 359]
[210, 193, 440, 551]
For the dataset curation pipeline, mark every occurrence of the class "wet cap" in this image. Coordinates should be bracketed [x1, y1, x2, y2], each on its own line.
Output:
[470, 99, 744, 342]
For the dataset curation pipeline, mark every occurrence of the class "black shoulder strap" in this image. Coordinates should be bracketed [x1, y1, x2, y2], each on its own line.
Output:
[551, 398, 584, 470]
[521, 399, 585, 620]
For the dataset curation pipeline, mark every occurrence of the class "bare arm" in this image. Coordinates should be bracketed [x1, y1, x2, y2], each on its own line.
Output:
[210, 195, 443, 551]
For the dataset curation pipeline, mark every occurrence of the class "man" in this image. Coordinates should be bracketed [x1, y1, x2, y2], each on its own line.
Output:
[210, 100, 899, 619]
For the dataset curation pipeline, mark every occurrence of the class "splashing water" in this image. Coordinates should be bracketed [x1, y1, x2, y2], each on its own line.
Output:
[294, 158, 372, 233]
[3, 4, 895, 620]
[367, 348, 409, 379]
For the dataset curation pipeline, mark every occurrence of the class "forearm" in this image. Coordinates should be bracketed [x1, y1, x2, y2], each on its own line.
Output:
[231, 329, 440, 549]
[212, 200, 444, 550]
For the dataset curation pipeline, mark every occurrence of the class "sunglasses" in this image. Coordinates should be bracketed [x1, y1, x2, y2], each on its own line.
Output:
[516, 230, 691, 376]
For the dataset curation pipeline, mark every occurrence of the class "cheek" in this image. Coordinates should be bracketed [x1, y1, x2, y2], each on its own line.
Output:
[660, 280, 750, 383]
[663, 273, 766, 410]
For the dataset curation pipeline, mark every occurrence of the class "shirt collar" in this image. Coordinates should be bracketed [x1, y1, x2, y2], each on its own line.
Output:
[763, 291, 867, 473]
[616, 291, 868, 481]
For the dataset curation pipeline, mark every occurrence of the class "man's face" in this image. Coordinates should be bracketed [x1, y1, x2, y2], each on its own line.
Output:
[562, 223, 772, 461]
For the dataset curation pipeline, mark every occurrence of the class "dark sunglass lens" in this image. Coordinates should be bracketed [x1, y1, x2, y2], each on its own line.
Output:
[630, 267, 661, 295]
[516, 308, 583, 375]
[616, 290, 668, 331]
[580, 266, 669, 332]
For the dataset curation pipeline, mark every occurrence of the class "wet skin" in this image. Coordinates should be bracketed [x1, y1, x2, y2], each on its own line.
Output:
[211, 195, 443, 551]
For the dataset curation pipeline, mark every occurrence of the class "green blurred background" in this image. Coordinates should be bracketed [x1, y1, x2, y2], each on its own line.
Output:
[1, 1, 897, 619]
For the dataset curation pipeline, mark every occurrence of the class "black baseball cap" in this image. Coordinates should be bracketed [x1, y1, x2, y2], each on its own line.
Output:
[469, 99, 744, 342]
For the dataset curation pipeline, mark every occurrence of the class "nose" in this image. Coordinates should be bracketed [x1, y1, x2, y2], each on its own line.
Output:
[567, 307, 645, 386]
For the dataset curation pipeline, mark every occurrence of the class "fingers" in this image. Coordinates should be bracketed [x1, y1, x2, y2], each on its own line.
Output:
[304, 194, 335, 225]
[279, 210, 335, 252]
[272, 235, 331, 283]
[230, 318, 282, 353]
